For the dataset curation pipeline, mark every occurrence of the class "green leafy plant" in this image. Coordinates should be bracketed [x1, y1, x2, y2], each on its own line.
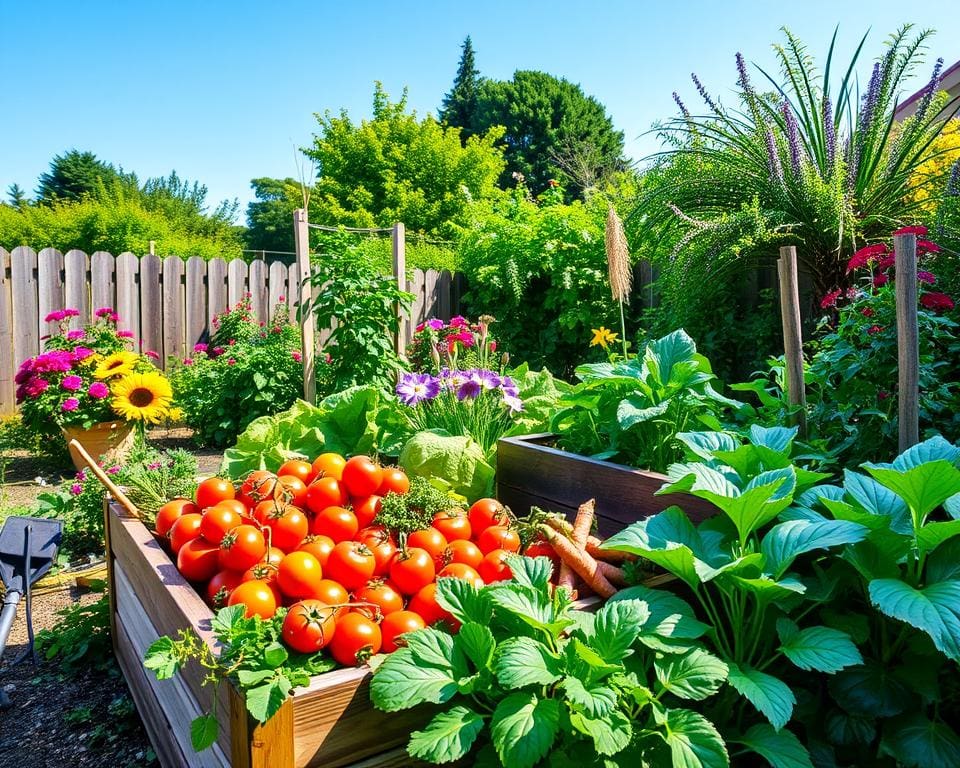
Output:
[144, 603, 336, 752]
[552, 329, 743, 471]
[603, 426, 869, 764]
[36, 582, 113, 673]
[370, 556, 732, 767]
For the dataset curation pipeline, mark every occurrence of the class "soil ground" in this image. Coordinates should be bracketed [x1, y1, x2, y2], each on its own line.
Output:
[0, 427, 221, 767]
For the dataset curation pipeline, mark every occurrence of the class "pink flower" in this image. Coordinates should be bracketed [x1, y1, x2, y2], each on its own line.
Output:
[88, 382, 109, 399]
[489, 341, 497, 352]
[920, 292, 955, 313]
[449, 316, 469, 329]
[193, 343, 208, 353]
[867, 324, 884, 335]
[63, 308, 80, 318]
[95, 307, 114, 318]
[44, 310, 66, 323]
[861, 307, 875, 318]
[228, 339, 236, 346]
[61, 375, 83, 391]
[62, 397, 80, 411]
[212, 346, 225, 357]
[73, 346, 94, 361]
[147, 461, 162, 471]
[66, 329, 86, 341]
[820, 289, 842, 309]
[146, 350, 160, 360]
[917, 271, 936, 285]
[415, 322, 425, 333]
[107, 465, 121, 475]
[76, 469, 87, 481]
[272, 326, 282, 334]
[117, 330, 134, 339]
[893, 225, 928, 236]
[427, 318, 445, 331]
[291, 351, 302, 362]
[227, 358, 236, 365]
[109, 313, 119, 323]
[26, 378, 49, 397]
[70, 483, 83, 495]
[873, 274, 890, 288]
[278, 295, 286, 302]
[324, 353, 332, 364]
[182, 357, 194, 366]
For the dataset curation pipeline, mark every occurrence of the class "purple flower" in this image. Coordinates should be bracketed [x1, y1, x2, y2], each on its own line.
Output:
[499, 376, 519, 398]
[426, 318, 445, 331]
[76, 469, 87, 481]
[95, 307, 114, 318]
[691, 72, 718, 112]
[735, 52, 756, 101]
[915, 58, 944, 122]
[781, 102, 803, 175]
[672, 91, 690, 120]
[918, 271, 937, 285]
[397, 373, 441, 406]
[44, 310, 66, 323]
[88, 381, 109, 399]
[193, 343, 208, 353]
[456, 379, 481, 401]
[66, 329, 86, 341]
[947, 160, 960, 196]
[475, 370, 500, 390]
[15, 360, 34, 384]
[860, 62, 881, 134]
[107, 465, 121, 475]
[73, 346, 94, 361]
[822, 96, 836, 169]
[70, 483, 83, 495]
[503, 394, 524, 414]
[61, 375, 83, 391]
[62, 397, 80, 412]
[765, 130, 783, 184]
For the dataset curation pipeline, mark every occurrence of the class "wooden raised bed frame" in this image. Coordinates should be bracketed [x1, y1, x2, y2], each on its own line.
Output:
[497, 433, 716, 535]
[105, 498, 426, 768]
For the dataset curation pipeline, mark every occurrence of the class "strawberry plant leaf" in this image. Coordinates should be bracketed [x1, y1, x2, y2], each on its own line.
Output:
[407, 705, 486, 764]
[490, 692, 560, 768]
[190, 714, 220, 752]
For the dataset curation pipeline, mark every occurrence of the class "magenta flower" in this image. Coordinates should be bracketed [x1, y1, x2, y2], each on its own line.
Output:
[917, 271, 937, 285]
[893, 225, 928, 237]
[193, 343, 208, 353]
[25, 378, 49, 397]
[76, 469, 87, 481]
[70, 483, 83, 495]
[182, 357, 194, 366]
[73, 346, 94, 361]
[415, 322, 425, 333]
[427, 318, 445, 331]
[63, 308, 80, 318]
[44, 310, 67, 323]
[212, 346, 225, 356]
[117, 330, 134, 339]
[146, 350, 160, 360]
[107, 465, 121, 475]
[95, 307, 114, 318]
[61, 375, 83, 391]
[820, 289, 842, 309]
[62, 397, 80, 411]
[88, 382, 109, 399]
[66, 329, 86, 341]
[147, 461, 162, 471]
[291, 351, 302, 362]
[449, 316, 469, 329]
[227, 358, 236, 365]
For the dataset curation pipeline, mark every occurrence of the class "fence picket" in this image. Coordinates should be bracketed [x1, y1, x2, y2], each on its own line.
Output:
[287, 263, 299, 324]
[91, 251, 115, 313]
[116, 252, 141, 344]
[12, 247, 40, 374]
[248, 260, 268, 323]
[37, 248, 65, 340]
[424, 269, 440, 320]
[207, 258, 228, 326]
[64, 250, 90, 327]
[140, 254, 162, 358]
[163, 256, 185, 365]
[0, 248, 14, 413]
[227, 258, 247, 308]
[268, 261, 287, 318]
[185, 256, 207, 349]
[437, 271, 452, 321]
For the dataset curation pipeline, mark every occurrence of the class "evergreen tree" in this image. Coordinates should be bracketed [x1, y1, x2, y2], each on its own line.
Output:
[36, 150, 136, 204]
[439, 36, 480, 142]
[6, 183, 26, 209]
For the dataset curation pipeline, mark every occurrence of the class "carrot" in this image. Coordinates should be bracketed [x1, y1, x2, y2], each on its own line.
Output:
[595, 560, 627, 587]
[539, 524, 617, 599]
[572, 499, 595, 548]
[544, 514, 575, 537]
[546, 513, 579, 593]
[586, 536, 636, 564]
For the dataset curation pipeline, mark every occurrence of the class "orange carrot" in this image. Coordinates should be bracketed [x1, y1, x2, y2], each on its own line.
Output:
[539, 524, 616, 599]
[547, 513, 578, 593]
[544, 514, 575, 537]
[586, 536, 636, 564]
[572, 499, 595, 548]
[595, 560, 627, 587]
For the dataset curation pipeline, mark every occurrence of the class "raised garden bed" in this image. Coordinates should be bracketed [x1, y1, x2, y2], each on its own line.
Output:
[104, 497, 428, 768]
[496, 433, 716, 535]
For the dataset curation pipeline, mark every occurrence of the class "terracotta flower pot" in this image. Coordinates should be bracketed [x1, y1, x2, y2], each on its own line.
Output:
[62, 420, 136, 471]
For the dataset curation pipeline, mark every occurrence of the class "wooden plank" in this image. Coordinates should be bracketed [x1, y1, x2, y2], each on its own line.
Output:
[207, 258, 228, 327]
[37, 247, 65, 340]
[293, 209, 315, 403]
[268, 260, 288, 319]
[231, 687, 294, 768]
[496, 434, 717, 528]
[777, 247, 806, 437]
[63, 249, 90, 327]
[90, 251, 116, 314]
[451, 272, 466, 317]
[288, 262, 300, 323]
[437, 270, 452, 321]
[392, 223, 406, 355]
[410, 269, 426, 329]
[162, 256, 186, 367]
[115, 563, 231, 765]
[895, 233, 920, 451]
[140, 254, 163, 360]
[0, 249, 13, 414]
[11, 246, 40, 370]
[228, 258, 248, 308]
[424, 269, 440, 320]
[292, 668, 430, 768]
[248, 259, 269, 324]
[185, 256, 207, 349]
[116, 252, 141, 343]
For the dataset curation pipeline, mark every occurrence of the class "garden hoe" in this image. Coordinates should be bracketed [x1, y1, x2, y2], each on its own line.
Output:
[0, 515, 63, 710]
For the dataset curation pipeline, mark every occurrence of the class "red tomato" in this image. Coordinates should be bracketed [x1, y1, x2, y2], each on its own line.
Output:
[297, 535, 335, 568]
[311, 452, 346, 483]
[407, 582, 454, 627]
[432, 508, 471, 542]
[195, 476, 235, 510]
[444, 539, 483, 569]
[282, 599, 337, 653]
[468, 498, 508, 535]
[478, 549, 514, 583]
[200, 504, 243, 545]
[276, 551, 324, 599]
[380, 610, 426, 653]
[213, 498, 249, 517]
[329, 612, 381, 666]
[242, 561, 281, 601]
[351, 495, 382, 528]
[357, 527, 398, 576]
[218, 525, 267, 572]
[206, 569, 243, 608]
[377, 468, 410, 496]
[277, 475, 308, 508]
[325, 542, 376, 592]
[477, 525, 521, 555]
[341, 456, 383, 498]
[155, 498, 199, 537]
[408, 528, 448, 568]
[169, 513, 203, 554]
[310, 506, 358, 543]
[177, 538, 220, 582]
[389, 548, 435, 596]
[228, 579, 278, 619]
[354, 580, 404, 619]
[524, 539, 560, 573]
[277, 459, 313, 484]
[309, 579, 350, 614]
[238, 470, 278, 507]
[437, 563, 484, 589]
[305, 477, 345, 514]
[257, 503, 308, 552]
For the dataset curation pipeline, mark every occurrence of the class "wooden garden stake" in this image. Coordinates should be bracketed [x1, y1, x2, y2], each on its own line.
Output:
[293, 208, 316, 403]
[777, 246, 807, 437]
[392, 222, 407, 355]
[894, 233, 920, 451]
[69, 438, 141, 519]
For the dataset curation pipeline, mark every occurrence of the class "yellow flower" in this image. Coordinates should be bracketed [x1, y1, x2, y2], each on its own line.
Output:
[111, 371, 173, 423]
[590, 327, 620, 349]
[94, 351, 139, 380]
[167, 407, 184, 423]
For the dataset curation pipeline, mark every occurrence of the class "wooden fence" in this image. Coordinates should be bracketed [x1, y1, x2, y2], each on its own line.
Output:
[0, 247, 465, 414]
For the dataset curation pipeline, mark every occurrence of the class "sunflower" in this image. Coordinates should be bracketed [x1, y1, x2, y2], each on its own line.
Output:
[111, 371, 174, 423]
[94, 350, 139, 380]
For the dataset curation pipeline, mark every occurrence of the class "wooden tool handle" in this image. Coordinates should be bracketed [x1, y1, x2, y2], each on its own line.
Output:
[68, 439, 141, 520]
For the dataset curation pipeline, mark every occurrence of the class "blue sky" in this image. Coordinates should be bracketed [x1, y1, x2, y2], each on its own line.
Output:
[2, 1, 957, 218]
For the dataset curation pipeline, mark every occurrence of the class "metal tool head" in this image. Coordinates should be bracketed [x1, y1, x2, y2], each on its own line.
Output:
[0, 517, 63, 595]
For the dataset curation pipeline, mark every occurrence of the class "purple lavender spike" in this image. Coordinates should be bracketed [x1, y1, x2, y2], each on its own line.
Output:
[781, 102, 803, 175]
[859, 62, 881, 136]
[822, 96, 836, 170]
[691, 73, 718, 112]
[914, 57, 944, 122]
[672, 91, 691, 120]
[765, 130, 783, 184]
[947, 160, 960, 196]
[736, 52, 753, 95]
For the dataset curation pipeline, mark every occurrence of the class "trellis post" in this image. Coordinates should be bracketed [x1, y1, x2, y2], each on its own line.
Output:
[392, 222, 407, 355]
[777, 246, 807, 437]
[294, 208, 316, 403]
[894, 233, 920, 451]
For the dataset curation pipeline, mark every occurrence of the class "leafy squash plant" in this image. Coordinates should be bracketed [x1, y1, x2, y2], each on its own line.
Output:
[787, 436, 960, 766]
[603, 425, 870, 765]
[551, 329, 743, 472]
[371, 556, 734, 767]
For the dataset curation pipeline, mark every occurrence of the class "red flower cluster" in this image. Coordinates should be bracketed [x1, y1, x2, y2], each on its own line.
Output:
[920, 292, 955, 313]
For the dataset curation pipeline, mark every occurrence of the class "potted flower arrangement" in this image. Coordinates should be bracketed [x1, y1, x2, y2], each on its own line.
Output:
[15, 307, 176, 468]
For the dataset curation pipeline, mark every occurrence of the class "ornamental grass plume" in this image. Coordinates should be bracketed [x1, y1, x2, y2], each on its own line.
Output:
[605, 205, 632, 358]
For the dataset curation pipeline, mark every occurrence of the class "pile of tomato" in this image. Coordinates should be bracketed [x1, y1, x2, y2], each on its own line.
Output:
[154, 453, 530, 666]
